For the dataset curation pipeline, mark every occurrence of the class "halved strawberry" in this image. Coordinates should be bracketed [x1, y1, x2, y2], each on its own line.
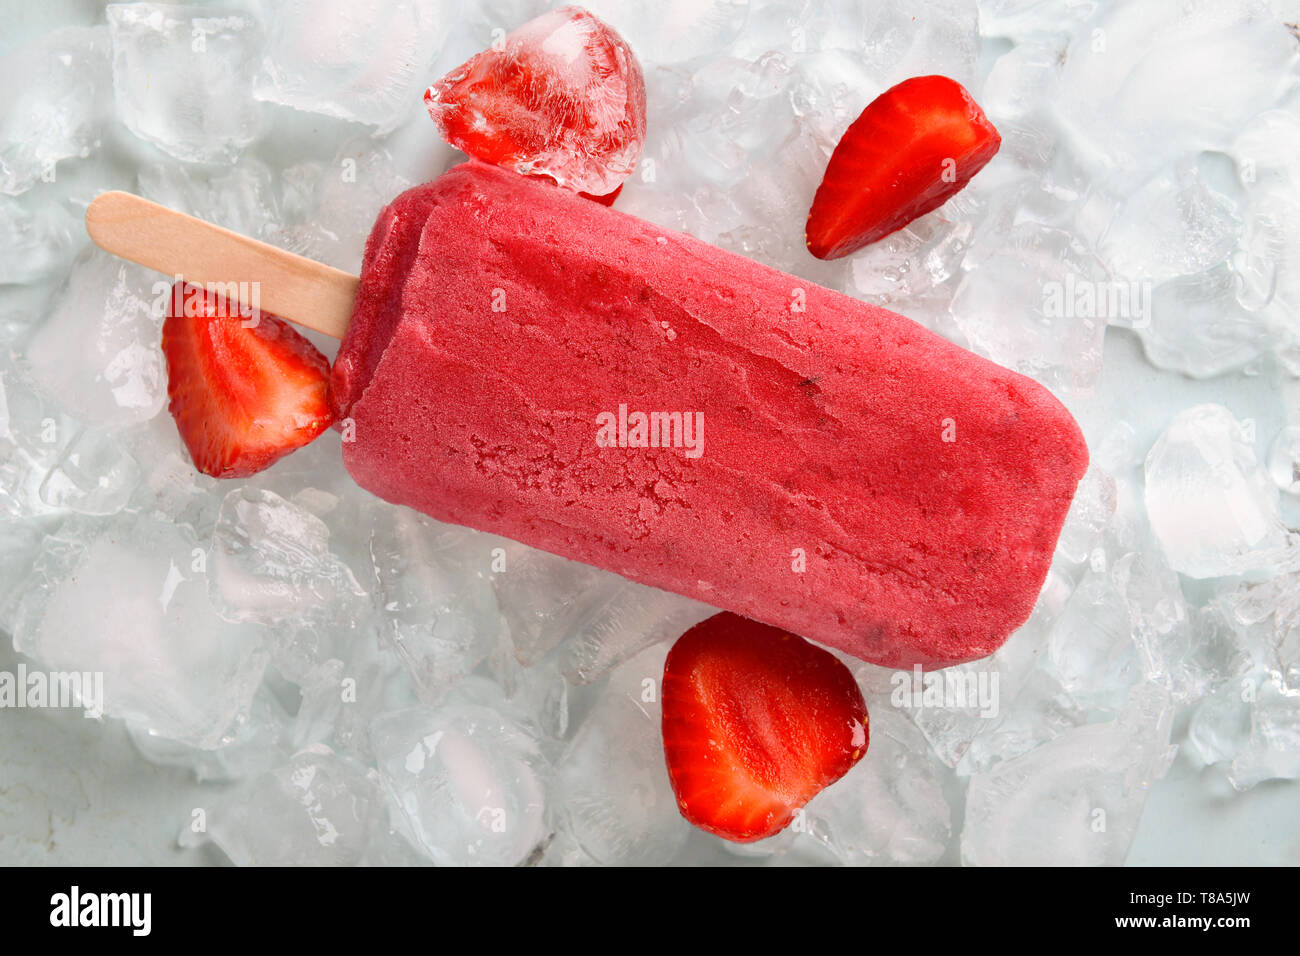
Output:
[661, 613, 869, 843]
[806, 75, 1001, 260]
[162, 283, 333, 478]
[424, 5, 646, 198]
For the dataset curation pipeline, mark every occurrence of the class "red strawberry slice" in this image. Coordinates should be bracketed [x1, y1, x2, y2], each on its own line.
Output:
[661, 613, 869, 843]
[162, 283, 333, 479]
[424, 5, 646, 198]
[806, 75, 1001, 260]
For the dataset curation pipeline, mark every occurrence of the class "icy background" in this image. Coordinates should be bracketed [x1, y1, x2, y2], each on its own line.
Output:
[2, 0, 1300, 865]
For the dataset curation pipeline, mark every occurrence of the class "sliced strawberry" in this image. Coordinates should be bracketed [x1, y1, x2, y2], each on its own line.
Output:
[806, 75, 1001, 260]
[424, 5, 646, 198]
[162, 283, 333, 479]
[661, 613, 869, 843]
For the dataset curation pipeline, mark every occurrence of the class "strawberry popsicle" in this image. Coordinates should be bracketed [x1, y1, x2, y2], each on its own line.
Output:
[331, 161, 1088, 669]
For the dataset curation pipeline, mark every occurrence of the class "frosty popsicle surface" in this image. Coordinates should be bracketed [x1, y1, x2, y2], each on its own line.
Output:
[331, 161, 1089, 669]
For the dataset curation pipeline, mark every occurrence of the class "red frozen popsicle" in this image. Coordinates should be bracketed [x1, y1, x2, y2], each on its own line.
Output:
[330, 161, 1088, 669]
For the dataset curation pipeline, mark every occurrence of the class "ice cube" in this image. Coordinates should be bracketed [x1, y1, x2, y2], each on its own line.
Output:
[269, 141, 412, 273]
[957, 670, 1087, 776]
[1137, 267, 1275, 378]
[1144, 404, 1295, 578]
[1046, 570, 1140, 712]
[492, 543, 609, 665]
[0, 355, 79, 518]
[737, 0, 979, 88]
[978, 0, 1098, 41]
[370, 701, 551, 866]
[10, 514, 267, 748]
[961, 683, 1176, 865]
[583, 0, 749, 65]
[21, 248, 166, 427]
[292, 644, 424, 761]
[369, 508, 500, 700]
[255, 0, 456, 134]
[107, 3, 265, 164]
[209, 486, 366, 625]
[137, 158, 282, 239]
[804, 708, 952, 865]
[1112, 551, 1250, 702]
[1268, 426, 1300, 495]
[36, 425, 141, 515]
[1228, 676, 1300, 789]
[1099, 163, 1242, 285]
[1055, 0, 1295, 181]
[950, 221, 1109, 395]
[129, 685, 293, 783]
[553, 642, 691, 864]
[555, 585, 713, 685]
[0, 26, 110, 196]
[1187, 680, 1254, 767]
[1214, 569, 1300, 686]
[1055, 466, 1117, 564]
[179, 744, 389, 865]
[0, 519, 46, 634]
[0, 196, 81, 285]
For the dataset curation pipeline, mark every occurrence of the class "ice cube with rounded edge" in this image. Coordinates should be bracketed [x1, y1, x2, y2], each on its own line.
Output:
[208, 486, 366, 629]
[1055, 0, 1295, 182]
[1055, 466, 1117, 564]
[107, 3, 264, 164]
[255, 0, 457, 134]
[1187, 680, 1254, 767]
[804, 707, 951, 865]
[961, 682, 1176, 866]
[36, 425, 141, 516]
[369, 507, 500, 700]
[129, 684, 293, 783]
[1228, 676, 1300, 789]
[1099, 164, 1242, 285]
[1268, 426, 1300, 494]
[370, 700, 551, 866]
[1144, 404, 1296, 578]
[0, 197, 81, 285]
[950, 221, 1109, 396]
[553, 641, 692, 865]
[178, 744, 389, 865]
[582, 0, 749, 65]
[1046, 569, 1140, 711]
[11, 513, 267, 748]
[735, 0, 978, 88]
[0, 26, 110, 196]
[0, 358, 79, 519]
[137, 159, 282, 239]
[1137, 267, 1276, 378]
[21, 248, 165, 427]
[269, 142, 411, 272]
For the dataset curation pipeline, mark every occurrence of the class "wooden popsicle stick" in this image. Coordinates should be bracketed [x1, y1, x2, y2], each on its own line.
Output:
[85, 190, 358, 340]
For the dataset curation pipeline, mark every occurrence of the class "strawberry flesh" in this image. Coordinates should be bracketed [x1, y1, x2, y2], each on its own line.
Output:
[424, 5, 646, 198]
[807, 75, 1001, 260]
[162, 283, 333, 478]
[662, 613, 869, 843]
